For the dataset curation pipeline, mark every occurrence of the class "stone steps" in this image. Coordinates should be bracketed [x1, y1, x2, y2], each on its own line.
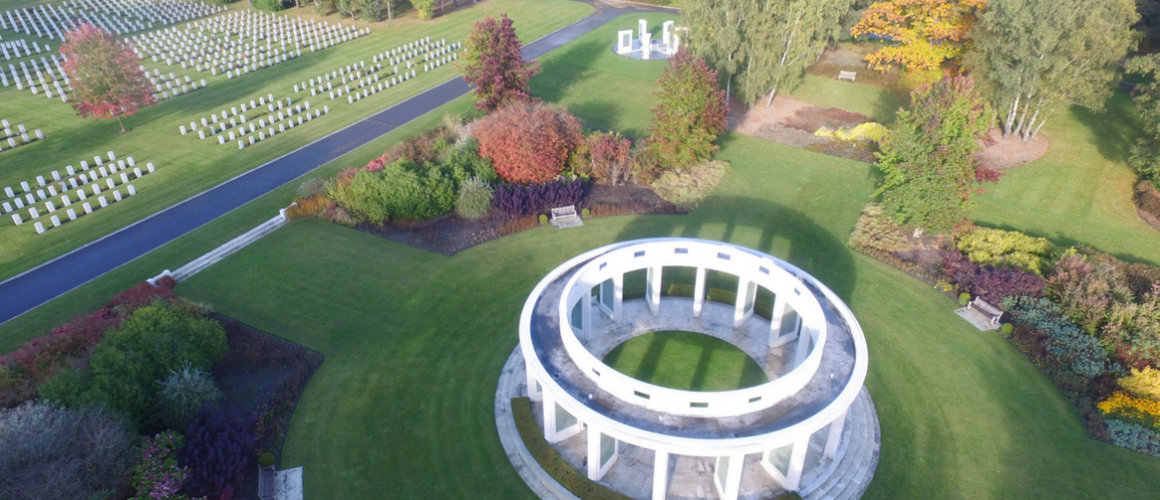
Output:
[171, 215, 285, 282]
[799, 387, 880, 500]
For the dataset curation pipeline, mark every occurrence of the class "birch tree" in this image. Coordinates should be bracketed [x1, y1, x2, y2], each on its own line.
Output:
[744, 0, 853, 107]
[683, 0, 853, 108]
[965, 0, 1139, 141]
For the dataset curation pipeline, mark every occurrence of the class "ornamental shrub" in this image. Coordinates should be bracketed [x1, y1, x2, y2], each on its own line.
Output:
[327, 160, 456, 223]
[1102, 289, 1160, 370]
[1099, 391, 1160, 431]
[455, 176, 494, 220]
[1000, 323, 1015, 335]
[297, 178, 327, 198]
[873, 76, 996, 233]
[956, 227, 1055, 276]
[130, 431, 198, 500]
[943, 252, 1046, 305]
[1007, 296, 1118, 378]
[1107, 418, 1160, 459]
[85, 301, 228, 430]
[492, 179, 586, 218]
[539, 214, 549, 224]
[0, 309, 120, 407]
[258, 452, 275, 468]
[411, 0, 436, 19]
[0, 402, 136, 500]
[1048, 254, 1133, 335]
[109, 278, 180, 314]
[959, 292, 971, 306]
[650, 160, 731, 210]
[158, 361, 222, 430]
[847, 203, 910, 256]
[440, 138, 496, 185]
[474, 103, 583, 184]
[646, 50, 728, 170]
[580, 132, 634, 185]
[1120, 366, 1160, 401]
[180, 405, 257, 500]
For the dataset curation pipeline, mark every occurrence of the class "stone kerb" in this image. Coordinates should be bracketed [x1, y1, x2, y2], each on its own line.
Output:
[518, 238, 869, 458]
[556, 240, 828, 418]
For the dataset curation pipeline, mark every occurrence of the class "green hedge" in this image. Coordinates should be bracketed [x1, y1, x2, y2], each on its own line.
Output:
[511, 397, 633, 500]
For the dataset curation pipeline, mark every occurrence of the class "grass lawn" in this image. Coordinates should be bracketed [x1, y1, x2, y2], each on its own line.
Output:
[5, 12, 1160, 500]
[0, 0, 592, 282]
[601, 330, 769, 392]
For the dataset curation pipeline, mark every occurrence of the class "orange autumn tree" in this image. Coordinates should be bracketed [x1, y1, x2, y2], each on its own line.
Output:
[851, 0, 986, 72]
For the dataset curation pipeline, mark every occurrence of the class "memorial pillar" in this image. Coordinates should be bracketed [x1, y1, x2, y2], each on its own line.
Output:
[693, 267, 706, 318]
[652, 449, 670, 500]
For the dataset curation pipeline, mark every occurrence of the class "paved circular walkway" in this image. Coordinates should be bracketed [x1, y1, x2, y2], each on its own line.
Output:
[496, 346, 881, 500]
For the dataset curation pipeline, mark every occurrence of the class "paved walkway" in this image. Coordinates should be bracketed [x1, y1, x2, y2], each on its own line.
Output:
[0, 0, 672, 325]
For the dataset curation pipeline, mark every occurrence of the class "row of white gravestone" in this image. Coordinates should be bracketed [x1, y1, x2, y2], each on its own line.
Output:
[420, 51, 458, 73]
[2, 150, 128, 200]
[233, 106, 330, 150]
[0, 0, 221, 42]
[296, 36, 457, 97]
[13, 180, 141, 235]
[0, 120, 45, 152]
[132, 10, 366, 75]
[184, 94, 297, 135]
[341, 72, 417, 104]
[183, 98, 318, 140]
[0, 39, 43, 62]
[3, 55, 67, 91]
[310, 64, 417, 99]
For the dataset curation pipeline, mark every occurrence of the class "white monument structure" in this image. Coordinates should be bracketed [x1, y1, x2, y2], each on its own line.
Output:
[612, 19, 681, 60]
[511, 238, 877, 500]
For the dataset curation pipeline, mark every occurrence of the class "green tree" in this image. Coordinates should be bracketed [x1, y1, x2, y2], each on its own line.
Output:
[1127, 54, 1160, 188]
[412, 0, 435, 19]
[684, 0, 853, 107]
[64, 302, 228, 430]
[965, 0, 1139, 140]
[647, 50, 729, 170]
[874, 76, 994, 233]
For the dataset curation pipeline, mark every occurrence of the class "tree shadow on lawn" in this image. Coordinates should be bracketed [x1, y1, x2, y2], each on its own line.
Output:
[613, 195, 858, 299]
[531, 37, 609, 106]
[1071, 90, 1141, 163]
[869, 85, 910, 126]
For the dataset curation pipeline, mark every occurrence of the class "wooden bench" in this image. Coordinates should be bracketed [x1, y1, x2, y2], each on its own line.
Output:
[968, 297, 1003, 326]
[550, 205, 583, 229]
[838, 70, 857, 82]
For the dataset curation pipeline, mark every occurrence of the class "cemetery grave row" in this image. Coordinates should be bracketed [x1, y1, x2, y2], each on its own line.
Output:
[0, 38, 51, 62]
[0, 119, 45, 153]
[130, 11, 367, 79]
[4, 54, 74, 103]
[145, 68, 206, 102]
[1, 151, 157, 235]
[0, 0, 223, 42]
[178, 93, 328, 148]
[296, 37, 461, 101]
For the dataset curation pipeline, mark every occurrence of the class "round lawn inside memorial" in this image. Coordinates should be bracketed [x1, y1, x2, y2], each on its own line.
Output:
[602, 330, 769, 392]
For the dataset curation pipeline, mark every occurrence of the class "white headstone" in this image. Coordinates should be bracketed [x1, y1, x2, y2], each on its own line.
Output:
[29, 207, 39, 219]
[83, 202, 92, 214]
[34, 222, 45, 234]
[67, 209, 76, 221]
[11, 214, 21, 225]
[99, 196, 108, 208]
[127, 185, 137, 196]
[113, 191, 122, 202]
[51, 215, 60, 227]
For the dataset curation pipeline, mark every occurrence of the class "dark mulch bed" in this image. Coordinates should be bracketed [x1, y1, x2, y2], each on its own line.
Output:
[211, 314, 324, 499]
[356, 183, 680, 255]
[1135, 179, 1160, 234]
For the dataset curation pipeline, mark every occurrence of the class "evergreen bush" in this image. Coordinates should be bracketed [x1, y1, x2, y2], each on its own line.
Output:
[250, 0, 286, 11]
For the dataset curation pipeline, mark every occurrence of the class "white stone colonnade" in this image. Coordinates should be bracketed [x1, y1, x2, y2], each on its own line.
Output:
[519, 239, 869, 500]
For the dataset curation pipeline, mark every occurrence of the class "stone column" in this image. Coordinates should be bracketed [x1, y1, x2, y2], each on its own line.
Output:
[542, 390, 557, 442]
[734, 280, 756, 327]
[648, 265, 663, 315]
[582, 286, 593, 340]
[825, 407, 849, 460]
[793, 324, 812, 368]
[783, 435, 810, 491]
[527, 370, 542, 402]
[714, 454, 746, 500]
[652, 449, 670, 500]
[693, 267, 706, 318]
[613, 272, 624, 323]
[769, 295, 787, 343]
[587, 424, 618, 481]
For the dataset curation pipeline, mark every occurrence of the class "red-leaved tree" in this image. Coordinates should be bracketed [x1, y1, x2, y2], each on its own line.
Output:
[646, 50, 728, 170]
[60, 23, 155, 133]
[461, 14, 539, 112]
[474, 103, 582, 184]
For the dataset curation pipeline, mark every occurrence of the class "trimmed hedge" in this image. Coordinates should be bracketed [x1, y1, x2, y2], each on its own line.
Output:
[510, 397, 632, 500]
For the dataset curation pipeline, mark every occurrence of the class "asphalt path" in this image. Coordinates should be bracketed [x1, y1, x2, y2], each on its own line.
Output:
[0, 2, 671, 325]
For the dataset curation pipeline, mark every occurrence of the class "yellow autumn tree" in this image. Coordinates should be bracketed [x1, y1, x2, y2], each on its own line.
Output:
[851, 0, 986, 72]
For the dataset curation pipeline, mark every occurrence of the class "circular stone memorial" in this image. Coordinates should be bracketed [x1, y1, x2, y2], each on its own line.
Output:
[497, 238, 880, 500]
